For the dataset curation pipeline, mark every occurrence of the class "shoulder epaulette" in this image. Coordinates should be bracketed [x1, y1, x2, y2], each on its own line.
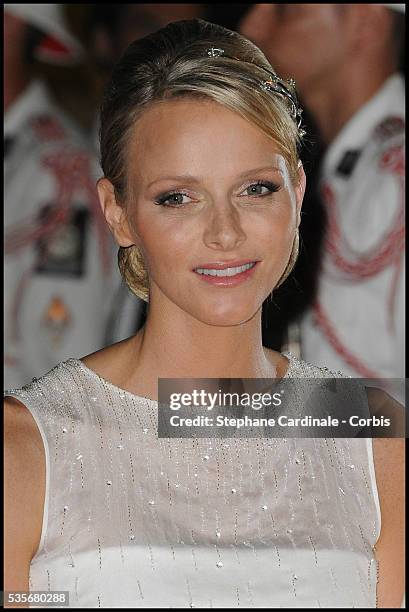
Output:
[30, 114, 66, 142]
[373, 116, 405, 143]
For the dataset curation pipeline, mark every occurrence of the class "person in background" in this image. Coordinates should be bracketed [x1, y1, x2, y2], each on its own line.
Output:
[4, 4, 115, 389]
[85, 3, 209, 343]
[240, 3, 405, 378]
[88, 3, 208, 76]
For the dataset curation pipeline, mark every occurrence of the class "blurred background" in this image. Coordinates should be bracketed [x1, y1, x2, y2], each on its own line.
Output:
[4, 4, 405, 388]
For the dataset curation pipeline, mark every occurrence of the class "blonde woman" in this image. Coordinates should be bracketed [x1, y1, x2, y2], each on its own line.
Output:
[5, 19, 404, 608]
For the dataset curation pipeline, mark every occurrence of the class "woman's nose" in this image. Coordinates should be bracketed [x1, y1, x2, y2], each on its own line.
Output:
[202, 205, 247, 252]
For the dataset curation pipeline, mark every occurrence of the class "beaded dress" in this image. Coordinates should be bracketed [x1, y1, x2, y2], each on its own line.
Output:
[5, 352, 381, 608]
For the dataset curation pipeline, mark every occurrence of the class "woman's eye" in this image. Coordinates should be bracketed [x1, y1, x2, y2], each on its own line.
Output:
[242, 181, 280, 197]
[154, 192, 192, 207]
[154, 181, 279, 207]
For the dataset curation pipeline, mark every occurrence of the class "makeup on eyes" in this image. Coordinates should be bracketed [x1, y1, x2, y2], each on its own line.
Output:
[240, 179, 280, 197]
[153, 179, 282, 207]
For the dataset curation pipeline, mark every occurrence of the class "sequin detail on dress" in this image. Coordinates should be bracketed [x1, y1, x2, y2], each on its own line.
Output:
[4, 352, 380, 608]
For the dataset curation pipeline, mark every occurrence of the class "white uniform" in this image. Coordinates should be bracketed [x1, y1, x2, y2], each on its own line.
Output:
[300, 74, 405, 378]
[4, 79, 117, 389]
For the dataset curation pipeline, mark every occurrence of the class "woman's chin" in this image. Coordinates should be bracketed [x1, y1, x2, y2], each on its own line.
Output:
[194, 303, 260, 327]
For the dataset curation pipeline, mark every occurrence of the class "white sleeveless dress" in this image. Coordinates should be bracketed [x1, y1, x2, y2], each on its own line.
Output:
[5, 352, 381, 608]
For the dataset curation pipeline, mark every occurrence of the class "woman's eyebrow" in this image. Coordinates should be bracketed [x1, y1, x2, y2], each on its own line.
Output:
[147, 174, 201, 189]
[146, 166, 283, 189]
[239, 165, 283, 179]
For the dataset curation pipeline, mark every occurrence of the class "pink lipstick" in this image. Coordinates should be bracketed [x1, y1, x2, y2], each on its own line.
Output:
[192, 260, 260, 287]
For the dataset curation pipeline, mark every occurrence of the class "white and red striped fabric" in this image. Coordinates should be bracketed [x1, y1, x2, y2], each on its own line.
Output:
[4, 80, 117, 389]
[300, 74, 405, 378]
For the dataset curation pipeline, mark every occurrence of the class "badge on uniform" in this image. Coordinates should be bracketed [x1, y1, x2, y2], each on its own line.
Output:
[42, 296, 72, 347]
[336, 150, 361, 177]
[35, 204, 89, 276]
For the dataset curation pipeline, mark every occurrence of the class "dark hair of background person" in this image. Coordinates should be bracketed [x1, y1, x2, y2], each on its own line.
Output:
[84, 4, 212, 71]
[391, 10, 405, 73]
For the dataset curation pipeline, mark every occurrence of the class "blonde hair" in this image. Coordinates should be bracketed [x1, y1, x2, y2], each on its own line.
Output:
[100, 19, 303, 302]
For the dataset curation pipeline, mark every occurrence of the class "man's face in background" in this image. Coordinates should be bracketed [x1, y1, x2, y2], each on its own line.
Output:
[91, 4, 206, 71]
[114, 4, 206, 53]
[239, 4, 348, 98]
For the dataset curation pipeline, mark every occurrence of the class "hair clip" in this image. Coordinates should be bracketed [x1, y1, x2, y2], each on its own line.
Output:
[205, 47, 305, 137]
[207, 47, 225, 57]
[260, 78, 303, 130]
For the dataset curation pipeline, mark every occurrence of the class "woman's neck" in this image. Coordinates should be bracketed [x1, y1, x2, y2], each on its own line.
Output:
[138, 315, 271, 378]
[83, 297, 289, 402]
[117, 297, 287, 397]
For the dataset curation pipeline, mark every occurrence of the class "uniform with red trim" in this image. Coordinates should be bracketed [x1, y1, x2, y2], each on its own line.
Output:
[300, 74, 405, 378]
[4, 79, 116, 389]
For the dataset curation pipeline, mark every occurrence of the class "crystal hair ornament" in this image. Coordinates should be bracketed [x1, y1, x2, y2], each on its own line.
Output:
[205, 47, 306, 137]
[207, 47, 225, 57]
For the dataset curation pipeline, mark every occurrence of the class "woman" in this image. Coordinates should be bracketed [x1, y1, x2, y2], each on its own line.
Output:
[4, 19, 404, 609]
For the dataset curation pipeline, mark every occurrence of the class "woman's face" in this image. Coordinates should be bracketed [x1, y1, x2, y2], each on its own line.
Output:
[103, 98, 305, 326]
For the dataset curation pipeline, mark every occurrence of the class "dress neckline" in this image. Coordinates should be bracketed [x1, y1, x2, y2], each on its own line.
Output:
[68, 351, 296, 405]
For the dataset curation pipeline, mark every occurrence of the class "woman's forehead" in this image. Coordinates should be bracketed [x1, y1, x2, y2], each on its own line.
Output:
[128, 98, 288, 174]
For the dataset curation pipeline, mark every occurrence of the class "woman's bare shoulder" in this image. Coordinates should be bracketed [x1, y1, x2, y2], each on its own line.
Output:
[372, 437, 405, 519]
[372, 437, 405, 608]
[4, 396, 46, 502]
[4, 397, 46, 583]
[4, 396, 44, 449]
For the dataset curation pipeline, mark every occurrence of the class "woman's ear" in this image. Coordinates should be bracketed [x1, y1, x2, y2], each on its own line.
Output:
[97, 178, 134, 247]
[294, 162, 306, 227]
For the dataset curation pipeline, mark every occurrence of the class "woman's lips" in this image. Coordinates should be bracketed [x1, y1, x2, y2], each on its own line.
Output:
[193, 261, 260, 287]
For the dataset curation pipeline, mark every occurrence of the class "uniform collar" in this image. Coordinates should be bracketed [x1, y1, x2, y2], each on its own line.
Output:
[4, 79, 53, 139]
[323, 73, 405, 177]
